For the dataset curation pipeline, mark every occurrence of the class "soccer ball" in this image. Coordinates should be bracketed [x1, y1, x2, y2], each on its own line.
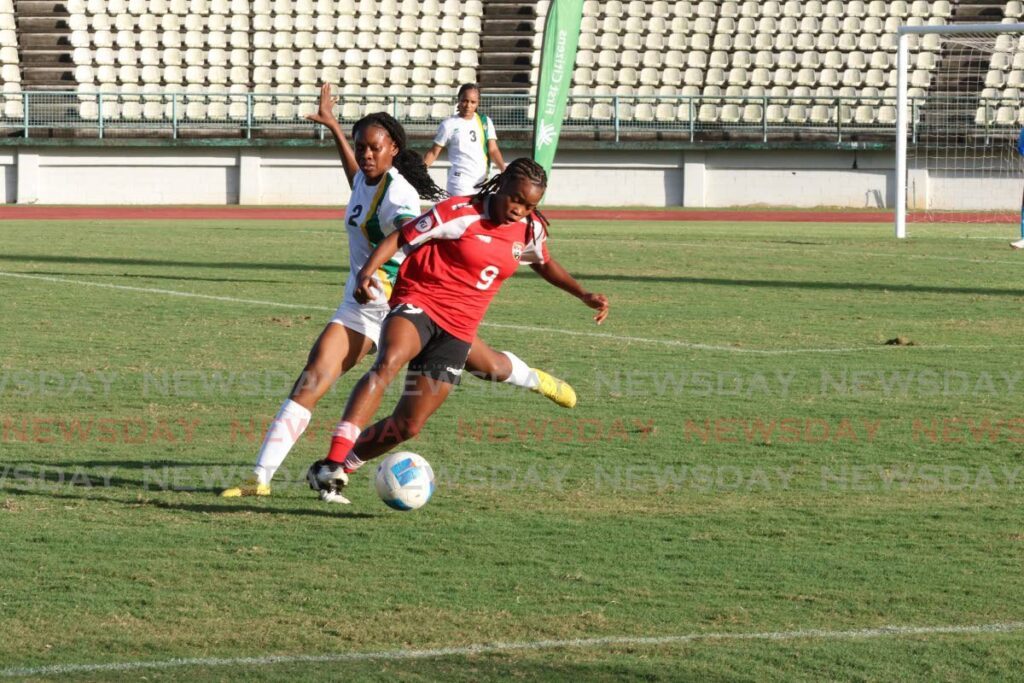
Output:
[374, 452, 435, 511]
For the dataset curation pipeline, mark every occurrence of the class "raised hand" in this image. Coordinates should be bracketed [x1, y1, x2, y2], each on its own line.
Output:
[305, 82, 338, 127]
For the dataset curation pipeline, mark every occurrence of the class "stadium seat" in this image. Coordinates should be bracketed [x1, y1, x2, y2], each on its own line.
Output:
[819, 69, 839, 87]
[796, 68, 817, 86]
[695, 103, 716, 122]
[742, 103, 762, 123]
[728, 67, 748, 85]
[786, 104, 807, 123]
[854, 105, 875, 124]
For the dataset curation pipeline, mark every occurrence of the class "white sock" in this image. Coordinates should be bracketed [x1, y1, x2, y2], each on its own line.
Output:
[501, 351, 540, 389]
[253, 399, 312, 484]
[342, 452, 365, 473]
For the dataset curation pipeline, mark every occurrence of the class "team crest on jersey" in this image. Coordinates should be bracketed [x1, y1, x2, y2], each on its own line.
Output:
[414, 214, 434, 233]
[512, 241, 525, 261]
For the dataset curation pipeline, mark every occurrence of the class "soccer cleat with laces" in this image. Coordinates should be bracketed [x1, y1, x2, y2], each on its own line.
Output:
[220, 476, 271, 498]
[531, 368, 577, 408]
[306, 459, 351, 504]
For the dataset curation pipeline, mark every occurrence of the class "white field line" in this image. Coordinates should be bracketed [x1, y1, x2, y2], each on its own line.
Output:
[0, 270, 984, 355]
[2, 621, 1022, 678]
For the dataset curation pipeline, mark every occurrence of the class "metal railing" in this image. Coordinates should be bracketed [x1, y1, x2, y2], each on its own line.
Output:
[0, 90, 1020, 143]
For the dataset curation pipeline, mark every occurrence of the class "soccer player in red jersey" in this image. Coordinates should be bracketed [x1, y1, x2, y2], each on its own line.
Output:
[307, 158, 608, 503]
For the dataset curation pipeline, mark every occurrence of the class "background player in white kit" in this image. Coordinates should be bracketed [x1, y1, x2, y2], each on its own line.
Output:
[222, 84, 579, 498]
[423, 83, 507, 196]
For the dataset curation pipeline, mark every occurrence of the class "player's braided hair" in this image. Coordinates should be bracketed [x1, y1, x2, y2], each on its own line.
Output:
[353, 112, 447, 202]
[474, 157, 549, 242]
[473, 157, 548, 199]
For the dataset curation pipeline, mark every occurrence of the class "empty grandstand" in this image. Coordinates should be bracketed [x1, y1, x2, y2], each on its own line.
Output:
[1, 1, 1023, 211]
[0, 0, 1021, 140]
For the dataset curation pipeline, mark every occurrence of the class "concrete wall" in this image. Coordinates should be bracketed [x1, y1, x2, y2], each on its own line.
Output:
[699, 150, 894, 209]
[0, 151, 13, 203]
[3, 144, 1017, 211]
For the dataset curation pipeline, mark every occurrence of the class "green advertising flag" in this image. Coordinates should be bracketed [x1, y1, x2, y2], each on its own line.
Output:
[532, 0, 584, 176]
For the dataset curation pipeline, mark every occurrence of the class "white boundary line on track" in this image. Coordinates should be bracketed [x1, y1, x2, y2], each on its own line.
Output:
[2, 621, 1021, 677]
[0, 270, 982, 355]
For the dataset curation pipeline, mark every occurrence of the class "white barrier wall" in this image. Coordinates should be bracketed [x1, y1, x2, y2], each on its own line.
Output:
[1, 143, 993, 209]
[0, 150, 14, 203]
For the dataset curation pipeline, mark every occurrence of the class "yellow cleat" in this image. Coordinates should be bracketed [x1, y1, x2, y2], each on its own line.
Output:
[220, 477, 271, 498]
[531, 368, 577, 408]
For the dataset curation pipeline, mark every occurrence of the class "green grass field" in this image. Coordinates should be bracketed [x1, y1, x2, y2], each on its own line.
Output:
[2, 215, 1024, 680]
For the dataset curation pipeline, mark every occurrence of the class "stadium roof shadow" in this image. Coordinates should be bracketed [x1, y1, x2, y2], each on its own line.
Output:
[6, 254, 1021, 298]
[20, 270, 299, 285]
[576, 273, 1024, 297]
[0, 253, 344, 274]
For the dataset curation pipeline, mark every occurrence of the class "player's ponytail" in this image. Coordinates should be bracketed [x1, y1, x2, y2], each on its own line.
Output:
[392, 149, 448, 203]
[353, 112, 447, 202]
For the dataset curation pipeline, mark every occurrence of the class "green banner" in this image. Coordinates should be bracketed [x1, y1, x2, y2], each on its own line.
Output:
[532, 0, 584, 176]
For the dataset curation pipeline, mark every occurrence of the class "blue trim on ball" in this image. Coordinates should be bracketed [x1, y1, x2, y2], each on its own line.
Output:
[383, 497, 414, 511]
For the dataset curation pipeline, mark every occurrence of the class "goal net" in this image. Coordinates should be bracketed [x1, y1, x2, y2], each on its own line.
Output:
[896, 23, 1024, 237]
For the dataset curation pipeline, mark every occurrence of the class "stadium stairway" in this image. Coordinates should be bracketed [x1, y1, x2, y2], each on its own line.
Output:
[478, 1, 535, 94]
[920, 0, 1008, 135]
[948, 0, 1007, 23]
[16, 0, 73, 90]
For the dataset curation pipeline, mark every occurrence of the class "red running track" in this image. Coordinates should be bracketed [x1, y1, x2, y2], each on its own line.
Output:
[0, 205, 1013, 223]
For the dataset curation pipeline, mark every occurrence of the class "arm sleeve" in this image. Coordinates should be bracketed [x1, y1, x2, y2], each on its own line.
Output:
[432, 120, 452, 147]
[379, 183, 422, 232]
[518, 218, 549, 265]
[400, 204, 471, 248]
[485, 116, 497, 141]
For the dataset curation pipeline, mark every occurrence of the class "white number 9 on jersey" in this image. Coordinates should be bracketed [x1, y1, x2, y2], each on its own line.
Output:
[475, 265, 500, 290]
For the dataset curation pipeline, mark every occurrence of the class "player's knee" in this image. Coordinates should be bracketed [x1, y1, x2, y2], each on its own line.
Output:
[370, 355, 404, 384]
[293, 364, 335, 398]
[392, 414, 425, 440]
[467, 351, 509, 381]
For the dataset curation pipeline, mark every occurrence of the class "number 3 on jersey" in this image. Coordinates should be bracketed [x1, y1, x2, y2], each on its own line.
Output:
[475, 265, 499, 290]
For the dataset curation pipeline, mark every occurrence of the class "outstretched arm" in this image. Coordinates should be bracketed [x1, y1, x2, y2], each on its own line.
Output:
[305, 83, 358, 189]
[530, 257, 609, 324]
[422, 143, 445, 167]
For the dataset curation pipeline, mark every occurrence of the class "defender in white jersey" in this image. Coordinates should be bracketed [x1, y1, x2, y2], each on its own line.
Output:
[331, 165, 419, 345]
[423, 83, 507, 196]
[222, 85, 585, 499]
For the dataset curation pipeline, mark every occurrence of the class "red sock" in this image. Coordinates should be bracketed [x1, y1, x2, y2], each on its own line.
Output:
[326, 421, 360, 464]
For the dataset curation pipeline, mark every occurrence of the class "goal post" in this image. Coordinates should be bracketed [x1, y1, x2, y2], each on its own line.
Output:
[895, 22, 1024, 238]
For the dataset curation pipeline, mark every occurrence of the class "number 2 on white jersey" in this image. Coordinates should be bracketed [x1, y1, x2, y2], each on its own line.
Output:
[475, 265, 499, 290]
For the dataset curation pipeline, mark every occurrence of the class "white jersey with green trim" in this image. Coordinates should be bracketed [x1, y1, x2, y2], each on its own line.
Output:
[432, 113, 497, 195]
[343, 167, 421, 297]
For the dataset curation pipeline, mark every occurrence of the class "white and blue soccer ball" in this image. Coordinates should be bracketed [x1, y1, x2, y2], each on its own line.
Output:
[374, 452, 434, 511]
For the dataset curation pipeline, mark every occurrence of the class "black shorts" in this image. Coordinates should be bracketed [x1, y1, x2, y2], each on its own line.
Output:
[387, 303, 471, 385]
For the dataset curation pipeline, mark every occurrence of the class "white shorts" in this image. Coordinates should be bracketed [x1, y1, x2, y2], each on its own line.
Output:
[447, 170, 487, 197]
[329, 273, 391, 349]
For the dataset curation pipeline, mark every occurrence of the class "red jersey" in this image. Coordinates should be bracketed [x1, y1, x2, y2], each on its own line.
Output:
[392, 196, 549, 342]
